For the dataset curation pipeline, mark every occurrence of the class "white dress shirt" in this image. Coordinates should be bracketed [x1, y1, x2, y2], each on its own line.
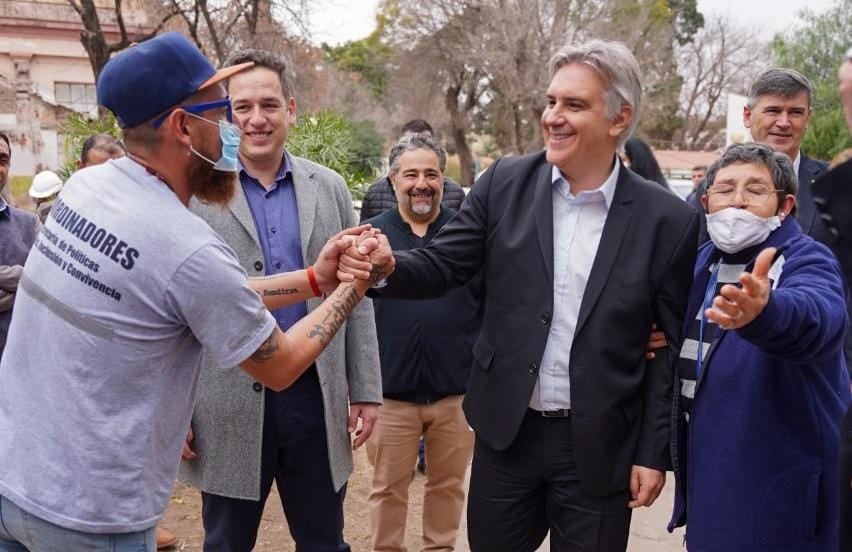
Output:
[529, 159, 620, 411]
[793, 151, 801, 176]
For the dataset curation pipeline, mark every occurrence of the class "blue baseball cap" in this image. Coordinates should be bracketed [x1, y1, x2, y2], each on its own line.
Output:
[97, 32, 253, 128]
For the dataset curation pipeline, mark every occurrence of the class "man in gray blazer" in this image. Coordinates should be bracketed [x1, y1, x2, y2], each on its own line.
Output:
[180, 49, 382, 551]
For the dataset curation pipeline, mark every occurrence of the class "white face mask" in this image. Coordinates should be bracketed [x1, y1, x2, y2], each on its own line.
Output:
[706, 207, 782, 254]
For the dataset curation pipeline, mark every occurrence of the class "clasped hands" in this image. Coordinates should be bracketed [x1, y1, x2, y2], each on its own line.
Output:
[312, 224, 396, 292]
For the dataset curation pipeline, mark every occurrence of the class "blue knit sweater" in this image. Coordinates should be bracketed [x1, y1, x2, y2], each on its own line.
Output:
[0, 200, 40, 356]
[668, 217, 850, 551]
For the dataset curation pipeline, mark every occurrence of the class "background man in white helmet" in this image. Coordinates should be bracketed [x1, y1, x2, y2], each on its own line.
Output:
[28, 169, 63, 223]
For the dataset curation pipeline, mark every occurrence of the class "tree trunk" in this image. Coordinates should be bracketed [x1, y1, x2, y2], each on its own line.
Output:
[528, 103, 544, 152]
[445, 84, 475, 186]
[77, 0, 112, 79]
[511, 103, 524, 155]
[73, 0, 180, 81]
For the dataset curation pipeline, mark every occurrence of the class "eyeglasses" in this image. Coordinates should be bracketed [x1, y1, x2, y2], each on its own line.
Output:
[706, 184, 785, 205]
[151, 97, 233, 128]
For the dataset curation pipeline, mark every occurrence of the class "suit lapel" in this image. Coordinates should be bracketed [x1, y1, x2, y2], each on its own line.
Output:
[796, 153, 825, 235]
[534, 163, 555, 286]
[796, 155, 820, 234]
[290, 155, 317, 257]
[575, 170, 633, 335]
[229, 180, 261, 248]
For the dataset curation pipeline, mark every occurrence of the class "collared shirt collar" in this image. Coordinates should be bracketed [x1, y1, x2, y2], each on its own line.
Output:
[0, 193, 9, 218]
[792, 151, 801, 176]
[238, 151, 292, 189]
[551, 156, 620, 209]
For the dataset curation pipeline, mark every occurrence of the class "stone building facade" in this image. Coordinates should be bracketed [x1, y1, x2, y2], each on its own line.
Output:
[0, 0, 148, 181]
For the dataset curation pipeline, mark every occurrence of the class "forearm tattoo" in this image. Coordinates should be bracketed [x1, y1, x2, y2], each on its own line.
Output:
[250, 275, 300, 299]
[262, 288, 298, 297]
[250, 329, 280, 361]
[369, 264, 386, 285]
[307, 284, 360, 346]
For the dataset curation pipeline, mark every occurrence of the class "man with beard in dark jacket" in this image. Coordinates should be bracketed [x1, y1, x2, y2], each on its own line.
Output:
[363, 134, 481, 551]
[359, 119, 465, 222]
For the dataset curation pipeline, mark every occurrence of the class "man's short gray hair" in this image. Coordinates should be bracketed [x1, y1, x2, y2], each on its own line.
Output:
[388, 134, 447, 176]
[548, 40, 642, 147]
[747, 68, 813, 110]
[704, 143, 798, 212]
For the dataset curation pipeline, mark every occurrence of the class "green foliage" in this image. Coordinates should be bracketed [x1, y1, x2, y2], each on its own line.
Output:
[443, 156, 461, 184]
[57, 111, 121, 180]
[618, 0, 703, 44]
[287, 111, 351, 172]
[771, 0, 852, 160]
[772, 0, 852, 83]
[641, 72, 686, 141]
[10, 176, 32, 198]
[667, 0, 704, 45]
[347, 119, 386, 180]
[802, 82, 852, 158]
[323, 25, 393, 99]
[287, 110, 381, 199]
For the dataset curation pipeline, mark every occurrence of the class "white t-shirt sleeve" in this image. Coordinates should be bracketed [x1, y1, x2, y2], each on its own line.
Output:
[165, 241, 277, 368]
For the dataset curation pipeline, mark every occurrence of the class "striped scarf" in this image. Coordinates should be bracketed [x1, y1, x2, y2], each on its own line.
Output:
[677, 252, 785, 420]
[677, 261, 747, 420]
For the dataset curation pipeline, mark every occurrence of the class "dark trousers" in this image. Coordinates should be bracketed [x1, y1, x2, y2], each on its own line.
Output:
[840, 405, 852, 551]
[201, 368, 349, 552]
[467, 410, 631, 552]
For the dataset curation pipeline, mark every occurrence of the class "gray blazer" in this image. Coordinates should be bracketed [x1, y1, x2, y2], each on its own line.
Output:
[179, 154, 382, 498]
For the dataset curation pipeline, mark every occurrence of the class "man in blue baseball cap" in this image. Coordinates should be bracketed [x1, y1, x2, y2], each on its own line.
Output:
[0, 32, 393, 551]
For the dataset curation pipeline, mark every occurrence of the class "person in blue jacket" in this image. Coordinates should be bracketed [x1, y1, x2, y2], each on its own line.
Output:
[667, 142, 850, 551]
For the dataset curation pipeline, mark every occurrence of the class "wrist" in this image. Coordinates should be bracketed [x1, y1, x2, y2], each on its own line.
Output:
[350, 276, 372, 296]
[306, 265, 324, 297]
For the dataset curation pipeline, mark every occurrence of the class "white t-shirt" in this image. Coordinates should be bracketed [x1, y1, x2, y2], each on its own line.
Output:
[0, 157, 276, 533]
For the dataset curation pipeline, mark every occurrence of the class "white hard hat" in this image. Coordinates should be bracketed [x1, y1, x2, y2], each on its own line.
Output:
[29, 170, 63, 199]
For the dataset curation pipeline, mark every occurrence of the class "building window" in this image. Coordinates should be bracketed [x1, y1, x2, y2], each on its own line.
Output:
[55, 82, 97, 114]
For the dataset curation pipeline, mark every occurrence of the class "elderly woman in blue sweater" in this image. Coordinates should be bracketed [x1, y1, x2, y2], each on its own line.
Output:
[667, 143, 850, 551]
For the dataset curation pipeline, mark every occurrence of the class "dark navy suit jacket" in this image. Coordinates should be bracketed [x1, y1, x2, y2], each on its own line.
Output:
[376, 151, 699, 495]
[810, 158, 852, 371]
[796, 153, 831, 242]
[810, 157, 852, 552]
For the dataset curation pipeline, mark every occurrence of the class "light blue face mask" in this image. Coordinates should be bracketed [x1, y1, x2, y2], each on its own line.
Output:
[186, 112, 241, 172]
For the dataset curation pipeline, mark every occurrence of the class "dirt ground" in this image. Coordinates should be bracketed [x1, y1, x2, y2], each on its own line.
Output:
[161, 447, 683, 552]
[162, 447, 427, 551]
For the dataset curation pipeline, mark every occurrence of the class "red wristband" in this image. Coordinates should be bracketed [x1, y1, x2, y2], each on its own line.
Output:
[307, 265, 322, 297]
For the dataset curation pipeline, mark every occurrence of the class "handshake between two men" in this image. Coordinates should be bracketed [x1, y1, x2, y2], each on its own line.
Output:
[234, 223, 394, 389]
[184, 224, 394, 460]
[313, 224, 396, 291]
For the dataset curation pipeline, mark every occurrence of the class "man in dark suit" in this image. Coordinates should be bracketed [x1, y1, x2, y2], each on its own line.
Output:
[807, 47, 852, 552]
[742, 68, 852, 369]
[744, 68, 830, 240]
[691, 70, 831, 249]
[356, 40, 699, 552]
[813, 154, 852, 552]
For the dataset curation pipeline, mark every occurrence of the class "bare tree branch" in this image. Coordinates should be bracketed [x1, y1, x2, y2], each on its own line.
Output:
[675, 15, 767, 149]
[66, 0, 83, 16]
[114, 0, 128, 45]
[198, 0, 225, 64]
